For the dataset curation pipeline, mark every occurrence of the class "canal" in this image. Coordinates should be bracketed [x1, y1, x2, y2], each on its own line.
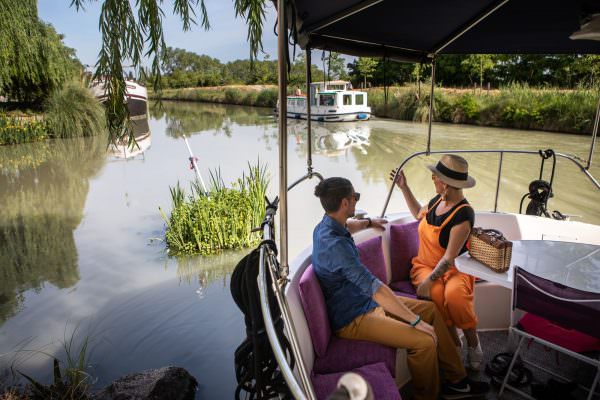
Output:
[0, 101, 598, 397]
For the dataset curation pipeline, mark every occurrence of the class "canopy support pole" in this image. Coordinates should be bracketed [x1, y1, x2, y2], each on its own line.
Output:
[306, 49, 313, 174]
[587, 92, 600, 170]
[277, 0, 289, 278]
[426, 59, 436, 155]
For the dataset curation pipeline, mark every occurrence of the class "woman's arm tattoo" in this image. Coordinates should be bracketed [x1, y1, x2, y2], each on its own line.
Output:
[429, 258, 450, 281]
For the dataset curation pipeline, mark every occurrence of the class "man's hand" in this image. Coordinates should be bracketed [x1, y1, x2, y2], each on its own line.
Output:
[416, 279, 433, 300]
[414, 320, 438, 346]
[370, 218, 387, 230]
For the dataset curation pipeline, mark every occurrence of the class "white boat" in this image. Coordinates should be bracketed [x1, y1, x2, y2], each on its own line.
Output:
[89, 79, 150, 137]
[284, 81, 371, 122]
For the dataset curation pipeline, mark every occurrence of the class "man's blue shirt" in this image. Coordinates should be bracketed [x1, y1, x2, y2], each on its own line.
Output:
[312, 215, 382, 331]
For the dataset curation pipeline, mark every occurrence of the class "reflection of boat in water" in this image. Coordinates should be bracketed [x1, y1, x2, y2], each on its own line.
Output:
[290, 122, 371, 156]
[108, 131, 152, 160]
[313, 125, 370, 155]
[279, 81, 371, 122]
[89, 79, 150, 137]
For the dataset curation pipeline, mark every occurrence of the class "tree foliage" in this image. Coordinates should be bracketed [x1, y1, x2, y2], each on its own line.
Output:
[0, 0, 80, 103]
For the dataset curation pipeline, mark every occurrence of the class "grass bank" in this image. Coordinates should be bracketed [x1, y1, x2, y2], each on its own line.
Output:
[152, 85, 278, 108]
[367, 84, 599, 135]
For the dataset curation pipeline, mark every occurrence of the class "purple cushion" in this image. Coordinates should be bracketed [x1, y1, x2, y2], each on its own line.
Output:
[356, 235, 387, 282]
[313, 336, 396, 375]
[312, 362, 401, 400]
[299, 265, 332, 358]
[390, 281, 417, 298]
[389, 221, 420, 282]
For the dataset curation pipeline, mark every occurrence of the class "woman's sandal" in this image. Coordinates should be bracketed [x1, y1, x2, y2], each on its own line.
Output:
[485, 352, 533, 388]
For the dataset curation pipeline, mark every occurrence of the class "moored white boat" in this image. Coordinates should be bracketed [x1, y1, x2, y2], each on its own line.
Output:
[89, 79, 150, 137]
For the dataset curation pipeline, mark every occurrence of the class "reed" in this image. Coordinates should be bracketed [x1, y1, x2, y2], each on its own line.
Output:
[43, 82, 106, 139]
[161, 161, 269, 256]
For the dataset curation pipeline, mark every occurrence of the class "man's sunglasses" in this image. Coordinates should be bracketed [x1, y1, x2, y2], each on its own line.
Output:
[352, 192, 361, 201]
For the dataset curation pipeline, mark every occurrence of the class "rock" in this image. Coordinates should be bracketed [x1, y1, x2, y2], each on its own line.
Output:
[93, 366, 197, 400]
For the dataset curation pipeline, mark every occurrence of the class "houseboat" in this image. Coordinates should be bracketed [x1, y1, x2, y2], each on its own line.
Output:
[89, 79, 150, 137]
[284, 81, 371, 122]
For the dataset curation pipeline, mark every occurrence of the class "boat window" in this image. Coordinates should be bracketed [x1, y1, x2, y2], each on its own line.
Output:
[355, 94, 364, 105]
[343, 95, 352, 105]
[319, 94, 336, 106]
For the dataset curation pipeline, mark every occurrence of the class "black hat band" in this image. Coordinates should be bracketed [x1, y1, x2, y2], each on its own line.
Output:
[436, 161, 468, 181]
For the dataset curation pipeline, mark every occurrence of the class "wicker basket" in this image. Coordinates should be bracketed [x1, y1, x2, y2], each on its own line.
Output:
[468, 227, 512, 273]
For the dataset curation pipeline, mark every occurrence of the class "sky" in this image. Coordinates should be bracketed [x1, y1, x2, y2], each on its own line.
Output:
[38, 0, 280, 67]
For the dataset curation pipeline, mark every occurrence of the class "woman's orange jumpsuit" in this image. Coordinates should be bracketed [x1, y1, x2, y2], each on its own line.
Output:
[410, 198, 477, 329]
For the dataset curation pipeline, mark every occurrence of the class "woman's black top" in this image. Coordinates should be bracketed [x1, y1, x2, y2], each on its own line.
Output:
[426, 195, 475, 253]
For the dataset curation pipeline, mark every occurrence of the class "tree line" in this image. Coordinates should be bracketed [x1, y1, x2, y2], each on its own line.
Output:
[153, 47, 600, 90]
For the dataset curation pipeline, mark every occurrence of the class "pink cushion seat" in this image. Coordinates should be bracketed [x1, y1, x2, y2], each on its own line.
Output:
[356, 235, 387, 282]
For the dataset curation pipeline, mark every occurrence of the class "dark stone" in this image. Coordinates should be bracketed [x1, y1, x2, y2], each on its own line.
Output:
[93, 366, 197, 400]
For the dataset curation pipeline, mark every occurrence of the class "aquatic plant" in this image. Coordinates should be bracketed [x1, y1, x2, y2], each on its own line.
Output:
[161, 161, 269, 256]
[0, 115, 48, 145]
[43, 83, 106, 139]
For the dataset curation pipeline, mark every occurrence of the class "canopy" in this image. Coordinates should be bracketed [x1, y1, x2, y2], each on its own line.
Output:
[288, 0, 600, 62]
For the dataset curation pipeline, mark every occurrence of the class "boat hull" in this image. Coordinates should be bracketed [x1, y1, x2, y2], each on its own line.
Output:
[285, 111, 371, 122]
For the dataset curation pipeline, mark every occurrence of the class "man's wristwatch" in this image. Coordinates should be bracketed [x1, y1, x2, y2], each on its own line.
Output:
[362, 217, 372, 227]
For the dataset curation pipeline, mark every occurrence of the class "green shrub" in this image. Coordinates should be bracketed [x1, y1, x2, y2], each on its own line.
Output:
[255, 88, 278, 107]
[224, 88, 244, 104]
[44, 82, 106, 138]
[161, 161, 269, 256]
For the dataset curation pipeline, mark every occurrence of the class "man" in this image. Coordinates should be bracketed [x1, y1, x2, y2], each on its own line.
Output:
[312, 177, 489, 400]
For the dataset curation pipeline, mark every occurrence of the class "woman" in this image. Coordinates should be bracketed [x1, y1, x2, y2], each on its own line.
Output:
[391, 154, 483, 370]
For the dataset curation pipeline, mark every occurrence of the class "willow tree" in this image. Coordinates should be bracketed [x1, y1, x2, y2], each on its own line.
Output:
[0, 0, 79, 104]
[70, 0, 269, 144]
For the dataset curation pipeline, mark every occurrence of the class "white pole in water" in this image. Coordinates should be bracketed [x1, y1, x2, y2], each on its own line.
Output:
[183, 135, 208, 194]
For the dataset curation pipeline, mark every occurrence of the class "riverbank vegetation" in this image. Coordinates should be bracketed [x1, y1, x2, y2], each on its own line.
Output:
[368, 84, 599, 134]
[154, 85, 278, 108]
[0, 2, 106, 146]
[161, 162, 269, 256]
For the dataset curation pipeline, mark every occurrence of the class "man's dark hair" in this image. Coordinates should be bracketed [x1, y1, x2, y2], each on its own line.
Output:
[314, 177, 353, 212]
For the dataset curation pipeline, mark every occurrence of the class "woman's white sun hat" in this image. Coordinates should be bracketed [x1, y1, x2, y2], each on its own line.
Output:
[426, 154, 476, 189]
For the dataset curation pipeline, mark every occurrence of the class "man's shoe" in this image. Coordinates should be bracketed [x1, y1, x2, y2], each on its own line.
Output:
[467, 342, 484, 371]
[442, 377, 490, 399]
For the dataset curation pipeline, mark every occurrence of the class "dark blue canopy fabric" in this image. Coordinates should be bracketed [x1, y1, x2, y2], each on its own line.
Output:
[288, 0, 600, 61]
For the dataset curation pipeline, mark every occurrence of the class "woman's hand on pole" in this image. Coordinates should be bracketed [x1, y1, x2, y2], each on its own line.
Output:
[389, 168, 407, 189]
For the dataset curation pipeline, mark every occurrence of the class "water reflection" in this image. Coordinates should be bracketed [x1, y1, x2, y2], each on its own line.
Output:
[108, 132, 152, 160]
[170, 250, 245, 299]
[0, 136, 107, 325]
[150, 101, 274, 138]
[290, 121, 371, 158]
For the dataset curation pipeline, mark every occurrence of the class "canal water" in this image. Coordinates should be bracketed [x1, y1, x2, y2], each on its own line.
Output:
[0, 101, 598, 397]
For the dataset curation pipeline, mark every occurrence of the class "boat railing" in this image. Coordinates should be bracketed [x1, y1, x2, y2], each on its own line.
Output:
[381, 149, 600, 218]
[257, 198, 316, 400]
